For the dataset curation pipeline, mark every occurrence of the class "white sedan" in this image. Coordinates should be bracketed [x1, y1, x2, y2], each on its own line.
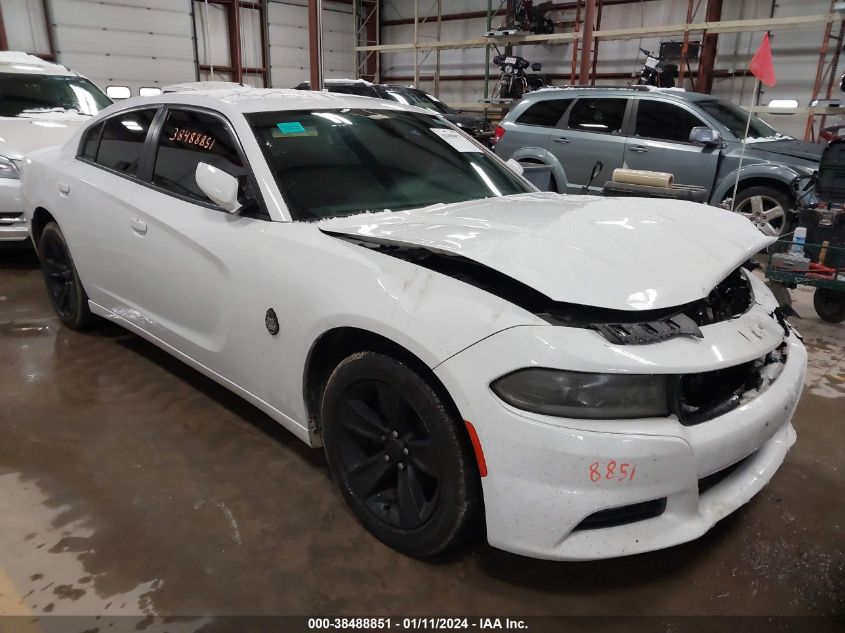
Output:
[21, 87, 806, 560]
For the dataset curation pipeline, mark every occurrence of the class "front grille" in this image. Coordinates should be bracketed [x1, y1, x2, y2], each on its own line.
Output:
[0, 212, 23, 219]
[698, 453, 754, 495]
[572, 498, 667, 531]
[677, 343, 787, 425]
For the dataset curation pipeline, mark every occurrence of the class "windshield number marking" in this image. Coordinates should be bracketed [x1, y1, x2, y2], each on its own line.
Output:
[169, 127, 216, 150]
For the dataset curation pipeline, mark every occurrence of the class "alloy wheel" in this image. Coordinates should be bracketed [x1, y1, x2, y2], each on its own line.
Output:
[335, 379, 439, 530]
[735, 194, 787, 237]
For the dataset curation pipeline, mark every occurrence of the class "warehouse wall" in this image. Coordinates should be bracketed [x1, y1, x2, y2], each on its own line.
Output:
[0, 0, 353, 95]
[381, 0, 839, 139]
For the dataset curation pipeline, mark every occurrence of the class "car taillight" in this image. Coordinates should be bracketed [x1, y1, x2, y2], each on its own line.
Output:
[494, 124, 506, 144]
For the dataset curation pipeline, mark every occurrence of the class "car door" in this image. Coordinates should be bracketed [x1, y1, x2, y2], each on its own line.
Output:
[112, 106, 273, 392]
[60, 106, 161, 312]
[549, 96, 629, 194]
[624, 98, 721, 193]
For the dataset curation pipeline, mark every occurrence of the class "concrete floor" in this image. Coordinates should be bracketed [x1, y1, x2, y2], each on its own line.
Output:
[0, 244, 843, 622]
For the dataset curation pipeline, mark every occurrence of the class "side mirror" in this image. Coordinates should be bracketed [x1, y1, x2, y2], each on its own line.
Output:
[506, 158, 525, 176]
[689, 126, 721, 146]
[531, 62, 542, 72]
[195, 162, 241, 213]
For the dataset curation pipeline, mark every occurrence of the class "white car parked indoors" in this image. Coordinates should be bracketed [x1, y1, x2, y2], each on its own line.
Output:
[20, 87, 807, 560]
[0, 52, 111, 242]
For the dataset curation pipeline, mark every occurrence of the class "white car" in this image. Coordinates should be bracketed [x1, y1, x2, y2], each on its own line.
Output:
[0, 52, 110, 241]
[20, 87, 807, 560]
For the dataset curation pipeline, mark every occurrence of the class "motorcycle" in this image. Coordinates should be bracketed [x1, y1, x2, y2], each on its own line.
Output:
[512, 0, 555, 35]
[492, 55, 545, 100]
[633, 47, 678, 88]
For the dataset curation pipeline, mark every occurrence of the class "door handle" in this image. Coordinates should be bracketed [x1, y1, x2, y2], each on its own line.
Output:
[130, 217, 148, 236]
[552, 137, 570, 144]
[628, 145, 649, 153]
[58, 182, 70, 196]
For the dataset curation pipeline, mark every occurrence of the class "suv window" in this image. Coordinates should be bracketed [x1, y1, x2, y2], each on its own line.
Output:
[95, 109, 157, 176]
[152, 108, 245, 204]
[635, 100, 704, 143]
[567, 98, 627, 134]
[79, 121, 104, 160]
[516, 99, 572, 127]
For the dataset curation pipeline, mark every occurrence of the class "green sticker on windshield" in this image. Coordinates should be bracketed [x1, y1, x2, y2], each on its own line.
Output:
[277, 121, 306, 134]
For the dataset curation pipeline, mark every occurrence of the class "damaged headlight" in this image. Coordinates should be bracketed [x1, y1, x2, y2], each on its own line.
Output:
[491, 369, 671, 419]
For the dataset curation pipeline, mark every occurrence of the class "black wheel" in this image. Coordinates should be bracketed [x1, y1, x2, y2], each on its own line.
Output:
[732, 186, 794, 237]
[38, 222, 95, 330]
[320, 351, 482, 556]
[813, 288, 845, 323]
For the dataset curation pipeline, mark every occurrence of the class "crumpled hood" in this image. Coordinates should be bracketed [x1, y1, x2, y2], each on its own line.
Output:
[319, 192, 773, 311]
[746, 138, 823, 162]
[0, 115, 86, 159]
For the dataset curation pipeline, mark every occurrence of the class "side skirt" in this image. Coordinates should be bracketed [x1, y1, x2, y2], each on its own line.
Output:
[88, 300, 315, 447]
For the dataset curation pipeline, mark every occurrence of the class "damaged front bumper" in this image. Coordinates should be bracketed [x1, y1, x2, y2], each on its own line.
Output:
[434, 278, 807, 560]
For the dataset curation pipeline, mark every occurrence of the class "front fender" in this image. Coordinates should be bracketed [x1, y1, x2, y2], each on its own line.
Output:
[509, 147, 569, 193]
[712, 162, 801, 205]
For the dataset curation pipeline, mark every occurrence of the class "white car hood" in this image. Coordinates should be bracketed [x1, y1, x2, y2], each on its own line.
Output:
[0, 115, 87, 159]
[319, 193, 773, 312]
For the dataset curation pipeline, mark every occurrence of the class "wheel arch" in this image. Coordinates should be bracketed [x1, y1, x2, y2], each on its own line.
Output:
[30, 207, 57, 254]
[509, 146, 568, 192]
[303, 327, 466, 442]
[712, 165, 799, 206]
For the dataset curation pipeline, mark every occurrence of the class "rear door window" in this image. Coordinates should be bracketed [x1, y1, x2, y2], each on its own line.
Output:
[151, 108, 245, 204]
[635, 100, 705, 143]
[79, 121, 104, 160]
[515, 99, 572, 127]
[95, 108, 158, 176]
[567, 98, 627, 134]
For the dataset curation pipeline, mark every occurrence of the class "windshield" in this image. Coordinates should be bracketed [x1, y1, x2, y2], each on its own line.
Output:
[0, 73, 111, 117]
[383, 88, 453, 115]
[248, 109, 530, 221]
[697, 98, 782, 140]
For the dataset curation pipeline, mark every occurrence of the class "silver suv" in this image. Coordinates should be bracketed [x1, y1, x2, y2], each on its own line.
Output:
[494, 86, 822, 236]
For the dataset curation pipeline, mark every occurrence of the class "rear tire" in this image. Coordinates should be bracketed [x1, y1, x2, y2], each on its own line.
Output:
[813, 288, 845, 323]
[38, 222, 95, 330]
[320, 351, 483, 557]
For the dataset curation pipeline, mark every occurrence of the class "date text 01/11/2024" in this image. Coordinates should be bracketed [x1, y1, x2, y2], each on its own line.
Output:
[307, 618, 529, 630]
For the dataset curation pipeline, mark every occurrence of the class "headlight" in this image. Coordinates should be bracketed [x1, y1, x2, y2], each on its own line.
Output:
[491, 368, 671, 419]
[0, 156, 19, 180]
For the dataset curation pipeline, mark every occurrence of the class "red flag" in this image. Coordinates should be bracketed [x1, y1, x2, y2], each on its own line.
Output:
[749, 33, 776, 87]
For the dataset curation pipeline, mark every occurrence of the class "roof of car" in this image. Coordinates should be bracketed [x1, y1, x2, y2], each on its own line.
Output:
[525, 85, 718, 103]
[113, 86, 433, 116]
[0, 51, 78, 76]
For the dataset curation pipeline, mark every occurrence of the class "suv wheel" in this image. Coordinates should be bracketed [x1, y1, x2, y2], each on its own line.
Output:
[733, 186, 793, 237]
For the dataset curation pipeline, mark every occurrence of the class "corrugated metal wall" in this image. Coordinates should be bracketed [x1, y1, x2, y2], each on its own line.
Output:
[0, 0, 353, 94]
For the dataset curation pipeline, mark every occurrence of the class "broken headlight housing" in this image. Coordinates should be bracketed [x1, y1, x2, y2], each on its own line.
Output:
[491, 369, 671, 419]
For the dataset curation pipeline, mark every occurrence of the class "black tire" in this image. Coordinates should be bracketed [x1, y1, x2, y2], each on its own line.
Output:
[38, 222, 95, 330]
[732, 186, 795, 237]
[320, 351, 483, 557]
[813, 288, 845, 323]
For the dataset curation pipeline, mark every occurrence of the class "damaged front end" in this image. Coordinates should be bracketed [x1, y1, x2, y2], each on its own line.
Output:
[327, 231, 760, 345]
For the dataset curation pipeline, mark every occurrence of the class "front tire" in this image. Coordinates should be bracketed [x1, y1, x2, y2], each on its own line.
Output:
[732, 186, 794, 237]
[38, 222, 95, 330]
[320, 351, 482, 556]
